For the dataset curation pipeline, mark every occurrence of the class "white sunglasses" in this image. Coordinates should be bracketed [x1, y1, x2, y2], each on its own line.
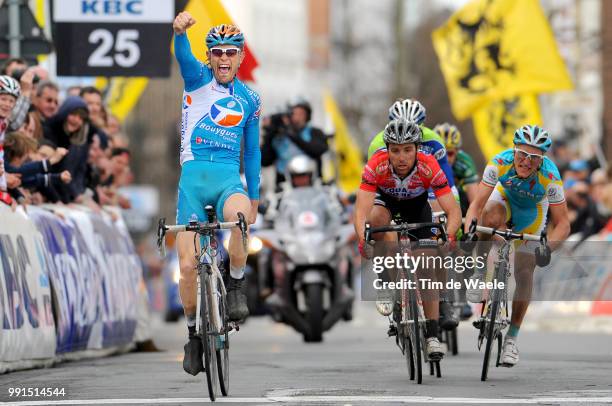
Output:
[209, 47, 241, 57]
[514, 147, 543, 163]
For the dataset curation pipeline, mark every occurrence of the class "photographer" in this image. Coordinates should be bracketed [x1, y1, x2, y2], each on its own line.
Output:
[261, 99, 328, 185]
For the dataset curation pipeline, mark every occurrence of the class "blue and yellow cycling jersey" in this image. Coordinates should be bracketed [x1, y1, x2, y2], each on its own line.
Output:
[482, 149, 565, 208]
[175, 33, 261, 200]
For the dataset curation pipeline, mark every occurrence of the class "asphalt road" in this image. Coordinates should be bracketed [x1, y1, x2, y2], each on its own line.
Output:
[1, 302, 612, 405]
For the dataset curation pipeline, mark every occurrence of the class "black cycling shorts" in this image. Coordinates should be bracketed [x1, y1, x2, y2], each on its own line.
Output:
[374, 191, 435, 240]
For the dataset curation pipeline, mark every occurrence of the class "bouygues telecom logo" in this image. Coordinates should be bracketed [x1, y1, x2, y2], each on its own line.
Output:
[183, 95, 192, 109]
[210, 97, 244, 127]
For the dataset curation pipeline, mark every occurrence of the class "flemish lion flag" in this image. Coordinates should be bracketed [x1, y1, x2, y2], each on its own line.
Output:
[323, 90, 363, 193]
[432, 0, 572, 120]
[472, 93, 542, 160]
[173, 0, 259, 82]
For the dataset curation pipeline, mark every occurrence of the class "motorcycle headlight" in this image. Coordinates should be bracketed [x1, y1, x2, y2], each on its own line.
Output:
[249, 236, 263, 254]
[173, 264, 181, 284]
[223, 234, 262, 254]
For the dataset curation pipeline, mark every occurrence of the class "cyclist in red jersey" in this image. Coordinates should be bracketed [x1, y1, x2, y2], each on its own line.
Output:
[354, 119, 462, 359]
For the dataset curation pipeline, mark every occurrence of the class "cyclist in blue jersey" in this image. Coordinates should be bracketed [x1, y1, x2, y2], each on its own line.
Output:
[464, 125, 570, 367]
[173, 12, 261, 376]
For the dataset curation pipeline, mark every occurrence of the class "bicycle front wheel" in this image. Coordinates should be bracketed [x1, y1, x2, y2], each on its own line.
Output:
[407, 291, 422, 384]
[200, 273, 218, 400]
[215, 274, 230, 396]
[481, 298, 499, 382]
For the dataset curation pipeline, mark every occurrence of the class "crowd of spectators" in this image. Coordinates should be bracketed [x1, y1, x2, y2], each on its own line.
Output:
[0, 57, 133, 211]
[549, 140, 612, 241]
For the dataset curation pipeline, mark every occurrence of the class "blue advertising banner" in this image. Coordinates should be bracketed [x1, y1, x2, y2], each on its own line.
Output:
[29, 207, 140, 353]
[0, 206, 56, 363]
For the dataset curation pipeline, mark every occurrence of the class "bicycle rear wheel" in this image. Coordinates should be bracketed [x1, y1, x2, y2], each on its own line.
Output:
[215, 274, 230, 396]
[200, 273, 218, 400]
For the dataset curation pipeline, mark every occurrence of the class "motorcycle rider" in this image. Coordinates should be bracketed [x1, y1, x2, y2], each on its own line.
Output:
[264, 155, 353, 319]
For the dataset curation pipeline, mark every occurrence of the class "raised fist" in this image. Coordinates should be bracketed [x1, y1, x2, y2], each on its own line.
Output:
[173, 11, 196, 35]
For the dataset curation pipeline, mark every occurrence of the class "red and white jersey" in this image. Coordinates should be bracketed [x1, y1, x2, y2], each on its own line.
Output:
[359, 150, 451, 200]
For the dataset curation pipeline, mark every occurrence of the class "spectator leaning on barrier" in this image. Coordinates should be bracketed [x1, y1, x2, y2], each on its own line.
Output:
[3, 131, 71, 204]
[0, 75, 20, 206]
[43, 96, 98, 203]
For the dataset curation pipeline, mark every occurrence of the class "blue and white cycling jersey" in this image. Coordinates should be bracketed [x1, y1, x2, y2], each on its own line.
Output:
[175, 33, 261, 200]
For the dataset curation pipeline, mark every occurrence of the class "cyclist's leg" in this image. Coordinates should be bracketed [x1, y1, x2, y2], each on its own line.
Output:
[177, 231, 200, 319]
[220, 186, 251, 321]
[467, 186, 509, 303]
[176, 163, 207, 375]
[368, 197, 394, 316]
[369, 193, 393, 242]
[412, 202, 445, 338]
[221, 191, 251, 270]
[481, 186, 509, 234]
[508, 201, 547, 337]
[176, 168, 207, 322]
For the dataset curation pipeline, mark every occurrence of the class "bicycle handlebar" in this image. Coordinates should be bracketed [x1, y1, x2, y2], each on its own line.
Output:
[364, 222, 448, 243]
[165, 221, 243, 234]
[157, 215, 248, 257]
[465, 218, 546, 244]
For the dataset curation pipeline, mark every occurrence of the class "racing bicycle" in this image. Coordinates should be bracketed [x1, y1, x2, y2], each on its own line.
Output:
[462, 219, 550, 381]
[157, 206, 248, 400]
[365, 220, 448, 384]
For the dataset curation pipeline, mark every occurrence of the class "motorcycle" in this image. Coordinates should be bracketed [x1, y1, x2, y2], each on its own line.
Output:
[255, 185, 355, 342]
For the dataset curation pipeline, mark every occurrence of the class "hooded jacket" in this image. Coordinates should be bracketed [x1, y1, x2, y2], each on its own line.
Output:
[43, 96, 96, 203]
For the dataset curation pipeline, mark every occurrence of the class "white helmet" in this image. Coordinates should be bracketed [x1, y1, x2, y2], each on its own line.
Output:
[383, 119, 422, 145]
[286, 155, 317, 188]
[388, 99, 426, 124]
[287, 155, 317, 175]
[0, 75, 20, 99]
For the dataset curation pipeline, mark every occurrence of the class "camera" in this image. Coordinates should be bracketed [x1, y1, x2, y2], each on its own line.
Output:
[263, 112, 289, 136]
[11, 68, 40, 84]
